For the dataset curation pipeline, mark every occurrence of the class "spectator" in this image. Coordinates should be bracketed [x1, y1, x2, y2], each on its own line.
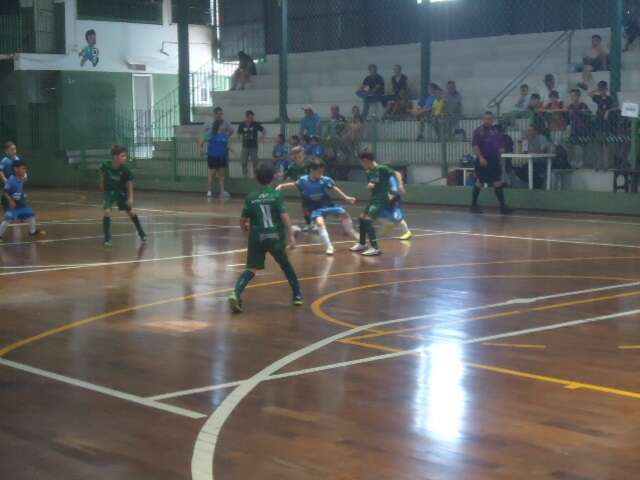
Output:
[231, 51, 257, 91]
[272, 133, 290, 174]
[443, 80, 463, 139]
[579, 35, 609, 90]
[542, 90, 567, 143]
[567, 88, 591, 144]
[496, 124, 517, 187]
[415, 83, 438, 141]
[383, 89, 413, 120]
[356, 64, 386, 118]
[589, 80, 619, 135]
[541, 74, 567, 103]
[345, 106, 365, 162]
[624, 5, 640, 51]
[237, 110, 265, 178]
[300, 105, 322, 137]
[391, 64, 409, 97]
[306, 135, 325, 159]
[432, 87, 446, 139]
[513, 84, 530, 114]
[326, 105, 348, 163]
[289, 135, 301, 149]
[520, 125, 552, 189]
[527, 93, 548, 137]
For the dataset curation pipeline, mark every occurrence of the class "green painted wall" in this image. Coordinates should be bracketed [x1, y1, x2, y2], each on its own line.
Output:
[153, 74, 178, 104]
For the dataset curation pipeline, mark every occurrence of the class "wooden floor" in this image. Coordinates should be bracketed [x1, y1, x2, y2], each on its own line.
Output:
[2, 188, 640, 480]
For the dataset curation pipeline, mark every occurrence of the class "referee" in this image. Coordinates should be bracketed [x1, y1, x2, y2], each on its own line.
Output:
[470, 111, 513, 214]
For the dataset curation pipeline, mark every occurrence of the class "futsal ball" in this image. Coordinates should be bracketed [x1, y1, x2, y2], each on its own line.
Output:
[291, 225, 302, 236]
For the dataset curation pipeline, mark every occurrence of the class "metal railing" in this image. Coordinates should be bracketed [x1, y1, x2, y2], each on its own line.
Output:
[0, 14, 25, 54]
[487, 30, 575, 116]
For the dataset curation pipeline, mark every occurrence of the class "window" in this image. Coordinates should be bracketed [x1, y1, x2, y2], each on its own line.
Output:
[172, 0, 212, 25]
[77, 0, 163, 25]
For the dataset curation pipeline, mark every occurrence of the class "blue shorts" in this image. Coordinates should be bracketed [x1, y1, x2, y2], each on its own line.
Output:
[5, 207, 35, 222]
[310, 206, 347, 220]
[379, 205, 404, 223]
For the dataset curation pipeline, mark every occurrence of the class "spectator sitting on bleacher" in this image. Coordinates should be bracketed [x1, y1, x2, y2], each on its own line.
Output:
[356, 64, 386, 119]
[345, 106, 365, 162]
[443, 80, 463, 139]
[326, 105, 348, 163]
[273, 134, 290, 175]
[300, 105, 322, 137]
[231, 51, 257, 91]
[517, 125, 552, 189]
[566, 88, 592, 142]
[589, 80, 619, 135]
[540, 74, 567, 104]
[415, 83, 438, 141]
[542, 91, 567, 143]
[579, 35, 609, 90]
[289, 135, 301, 149]
[527, 93, 548, 137]
[511, 84, 531, 120]
[383, 90, 414, 120]
[391, 65, 408, 98]
[305, 135, 325, 159]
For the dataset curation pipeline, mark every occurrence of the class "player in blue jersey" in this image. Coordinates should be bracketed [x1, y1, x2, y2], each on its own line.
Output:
[277, 158, 358, 255]
[200, 119, 232, 199]
[0, 161, 45, 242]
[380, 173, 413, 240]
[1, 141, 20, 212]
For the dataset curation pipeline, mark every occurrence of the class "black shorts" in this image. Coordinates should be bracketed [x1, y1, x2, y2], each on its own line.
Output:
[583, 56, 606, 72]
[475, 157, 502, 185]
[207, 155, 228, 169]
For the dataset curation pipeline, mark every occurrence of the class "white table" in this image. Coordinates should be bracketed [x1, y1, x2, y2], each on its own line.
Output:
[501, 153, 556, 191]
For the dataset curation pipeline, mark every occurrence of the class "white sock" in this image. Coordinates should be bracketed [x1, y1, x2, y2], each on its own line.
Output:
[398, 220, 409, 235]
[0, 220, 9, 237]
[341, 218, 358, 240]
[318, 225, 331, 248]
[29, 217, 37, 234]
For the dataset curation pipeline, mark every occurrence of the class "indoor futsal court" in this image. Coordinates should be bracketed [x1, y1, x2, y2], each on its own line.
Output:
[2, 189, 640, 480]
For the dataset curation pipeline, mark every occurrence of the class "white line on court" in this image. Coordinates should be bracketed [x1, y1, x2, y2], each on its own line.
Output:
[151, 278, 640, 401]
[0, 358, 206, 420]
[0, 232, 447, 276]
[191, 306, 640, 479]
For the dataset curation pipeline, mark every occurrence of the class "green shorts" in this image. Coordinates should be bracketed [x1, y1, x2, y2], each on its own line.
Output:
[103, 190, 130, 211]
[363, 202, 387, 220]
[246, 237, 289, 270]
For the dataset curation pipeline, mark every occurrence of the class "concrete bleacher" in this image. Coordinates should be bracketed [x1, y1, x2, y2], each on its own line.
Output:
[196, 28, 628, 125]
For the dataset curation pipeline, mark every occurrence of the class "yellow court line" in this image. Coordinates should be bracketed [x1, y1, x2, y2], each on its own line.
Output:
[1, 256, 638, 357]
[480, 343, 547, 349]
[531, 289, 640, 311]
[618, 345, 640, 350]
[341, 338, 640, 400]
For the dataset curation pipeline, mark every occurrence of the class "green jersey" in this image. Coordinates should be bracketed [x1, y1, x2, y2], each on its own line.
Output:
[100, 161, 133, 193]
[284, 162, 309, 181]
[242, 187, 287, 244]
[367, 164, 396, 205]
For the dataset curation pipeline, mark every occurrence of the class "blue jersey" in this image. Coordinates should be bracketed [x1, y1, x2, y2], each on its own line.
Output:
[272, 143, 289, 159]
[4, 175, 27, 208]
[296, 175, 336, 210]
[207, 131, 229, 158]
[304, 144, 325, 158]
[0, 156, 18, 180]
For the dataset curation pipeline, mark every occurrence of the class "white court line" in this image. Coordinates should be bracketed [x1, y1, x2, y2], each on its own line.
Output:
[0, 358, 206, 420]
[191, 302, 640, 479]
[152, 278, 640, 402]
[0, 232, 446, 276]
[0, 226, 228, 249]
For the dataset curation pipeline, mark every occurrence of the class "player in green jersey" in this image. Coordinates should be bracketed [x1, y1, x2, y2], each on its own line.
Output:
[99, 145, 146, 246]
[350, 151, 404, 256]
[282, 146, 313, 231]
[229, 163, 302, 313]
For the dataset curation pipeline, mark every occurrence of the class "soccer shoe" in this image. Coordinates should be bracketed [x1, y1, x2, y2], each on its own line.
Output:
[228, 294, 243, 314]
[29, 229, 46, 237]
[361, 247, 382, 256]
[104, 240, 113, 247]
[350, 243, 367, 252]
[220, 191, 231, 199]
[293, 296, 304, 307]
[470, 205, 484, 214]
[207, 191, 213, 198]
[325, 245, 335, 255]
[500, 206, 515, 215]
[399, 230, 413, 241]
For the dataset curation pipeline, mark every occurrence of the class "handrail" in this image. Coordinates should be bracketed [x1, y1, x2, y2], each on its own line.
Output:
[487, 30, 575, 116]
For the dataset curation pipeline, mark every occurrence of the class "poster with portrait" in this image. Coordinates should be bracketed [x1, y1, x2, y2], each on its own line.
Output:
[79, 29, 100, 67]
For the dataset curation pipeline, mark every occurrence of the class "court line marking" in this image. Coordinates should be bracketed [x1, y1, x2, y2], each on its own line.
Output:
[152, 275, 637, 401]
[1, 256, 637, 357]
[0, 232, 443, 275]
[480, 343, 546, 349]
[191, 306, 640, 480]
[0, 226, 227, 248]
[0, 358, 206, 420]
[618, 345, 640, 350]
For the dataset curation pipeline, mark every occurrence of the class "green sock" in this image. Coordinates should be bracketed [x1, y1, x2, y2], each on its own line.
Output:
[234, 270, 255, 299]
[103, 216, 112, 242]
[366, 220, 378, 249]
[280, 261, 301, 298]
